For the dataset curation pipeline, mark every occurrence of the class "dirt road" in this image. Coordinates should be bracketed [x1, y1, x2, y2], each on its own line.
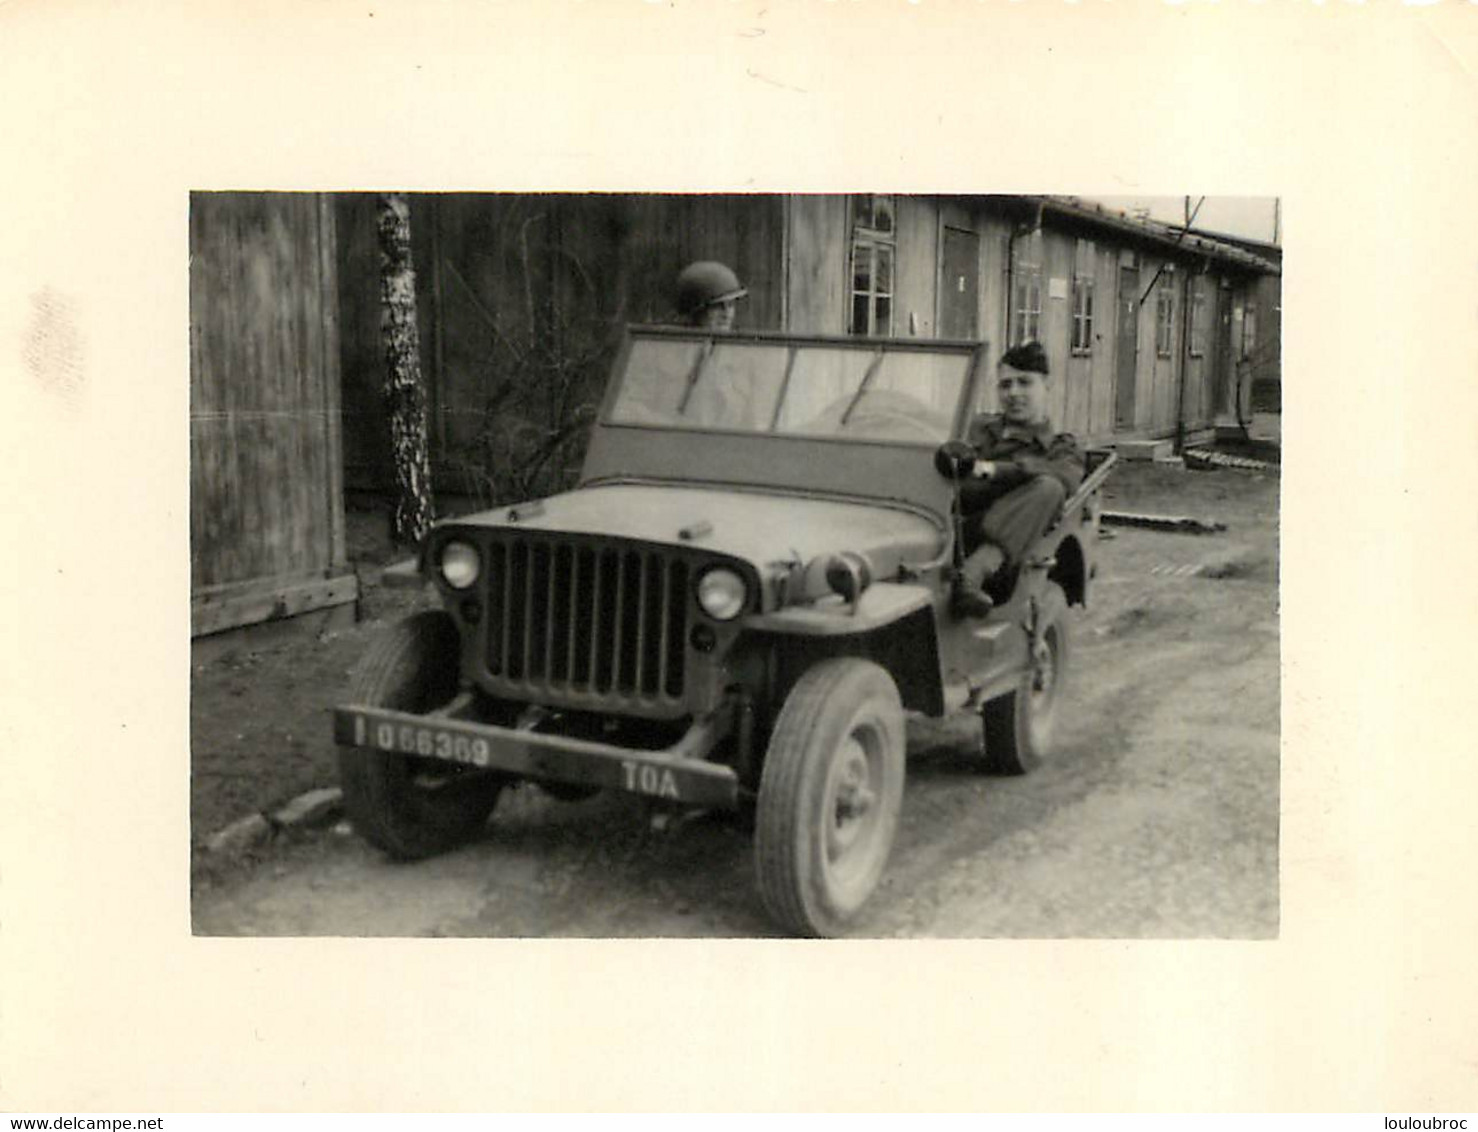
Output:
[192, 463, 1279, 939]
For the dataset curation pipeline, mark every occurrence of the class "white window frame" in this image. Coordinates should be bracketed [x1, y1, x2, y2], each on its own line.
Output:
[1155, 273, 1176, 358]
[1070, 238, 1095, 355]
[1010, 230, 1043, 347]
[848, 195, 896, 337]
[1242, 303, 1258, 360]
[1189, 277, 1207, 357]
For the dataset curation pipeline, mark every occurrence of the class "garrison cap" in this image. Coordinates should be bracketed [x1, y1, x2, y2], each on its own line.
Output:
[999, 341, 1049, 375]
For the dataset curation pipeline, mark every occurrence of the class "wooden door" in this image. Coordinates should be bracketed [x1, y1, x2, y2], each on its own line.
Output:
[190, 191, 356, 637]
[1114, 265, 1139, 430]
[1211, 283, 1233, 418]
[938, 226, 979, 340]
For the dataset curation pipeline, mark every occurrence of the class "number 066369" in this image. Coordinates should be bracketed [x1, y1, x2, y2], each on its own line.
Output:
[351, 714, 492, 767]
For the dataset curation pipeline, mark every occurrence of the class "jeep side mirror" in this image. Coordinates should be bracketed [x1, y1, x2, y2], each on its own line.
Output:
[934, 440, 975, 481]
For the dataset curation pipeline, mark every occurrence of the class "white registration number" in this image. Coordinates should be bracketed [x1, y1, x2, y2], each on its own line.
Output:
[621, 760, 681, 800]
[339, 709, 725, 806]
[353, 714, 492, 768]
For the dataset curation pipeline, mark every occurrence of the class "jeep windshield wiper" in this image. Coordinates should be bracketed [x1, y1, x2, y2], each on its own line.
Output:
[839, 348, 887, 426]
[675, 339, 716, 416]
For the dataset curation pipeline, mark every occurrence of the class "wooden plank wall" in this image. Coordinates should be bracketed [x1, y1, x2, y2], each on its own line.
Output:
[938, 199, 1010, 414]
[1000, 223, 1109, 439]
[785, 195, 847, 334]
[1182, 271, 1218, 428]
[1245, 270, 1282, 405]
[1040, 230, 1074, 432]
[1088, 241, 1118, 436]
[979, 221, 1010, 364]
[433, 192, 787, 478]
[1131, 255, 1157, 434]
[424, 194, 568, 471]
[1131, 254, 1174, 435]
[190, 193, 348, 597]
[893, 196, 937, 338]
[1208, 275, 1234, 420]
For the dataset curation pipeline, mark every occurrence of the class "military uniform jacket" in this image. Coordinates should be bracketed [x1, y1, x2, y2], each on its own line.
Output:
[960, 413, 1085, 512]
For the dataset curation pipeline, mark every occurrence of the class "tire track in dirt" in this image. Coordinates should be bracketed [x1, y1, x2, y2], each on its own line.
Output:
[869, 589, 1278, 938]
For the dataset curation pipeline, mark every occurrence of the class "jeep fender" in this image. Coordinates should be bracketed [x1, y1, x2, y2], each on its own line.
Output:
[732, 582, 946, 721]
[1047, 532, 1089, 608]
[745, 581, 932, 636]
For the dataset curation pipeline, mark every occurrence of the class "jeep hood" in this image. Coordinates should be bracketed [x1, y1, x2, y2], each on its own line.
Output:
[452, 482, 944, 570]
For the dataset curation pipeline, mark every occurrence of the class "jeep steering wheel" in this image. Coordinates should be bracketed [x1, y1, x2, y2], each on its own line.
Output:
[934, 440, 976, 480]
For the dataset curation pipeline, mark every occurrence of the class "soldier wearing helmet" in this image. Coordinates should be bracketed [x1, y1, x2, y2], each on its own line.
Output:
[675, 261, 748, 331]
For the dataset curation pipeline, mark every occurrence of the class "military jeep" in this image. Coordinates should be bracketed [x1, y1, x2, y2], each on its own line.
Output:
[334, 326, 1114, 936]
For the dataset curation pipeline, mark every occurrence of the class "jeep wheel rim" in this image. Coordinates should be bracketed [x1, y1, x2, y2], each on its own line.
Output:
[1031, 633, 1056, 700]
[823, 727, 883, 890]
[1027, 626, 1061, 747]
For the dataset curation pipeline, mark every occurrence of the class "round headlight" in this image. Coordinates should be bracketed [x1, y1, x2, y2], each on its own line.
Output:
[696, 567, 747, 622]
[439, 540, 481, 590]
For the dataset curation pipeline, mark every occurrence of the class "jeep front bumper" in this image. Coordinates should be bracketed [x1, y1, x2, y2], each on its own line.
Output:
[333, 704, 740, 809]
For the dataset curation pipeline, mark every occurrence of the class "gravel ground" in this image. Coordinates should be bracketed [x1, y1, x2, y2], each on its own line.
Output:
[190, 515, 437, 861]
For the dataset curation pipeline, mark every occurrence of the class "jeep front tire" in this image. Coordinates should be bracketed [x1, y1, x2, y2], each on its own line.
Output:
[754, 658, 905, 937]
[338, 611, 506, 859]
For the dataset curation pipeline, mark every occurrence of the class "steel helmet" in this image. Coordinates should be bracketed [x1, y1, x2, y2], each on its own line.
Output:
[675, 261, 748, 319]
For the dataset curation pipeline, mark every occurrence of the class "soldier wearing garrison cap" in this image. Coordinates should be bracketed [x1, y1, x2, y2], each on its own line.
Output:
[950, 341, 1086, 619]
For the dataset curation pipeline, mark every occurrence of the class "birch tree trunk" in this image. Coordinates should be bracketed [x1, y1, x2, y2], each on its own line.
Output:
[377, 192, 435, 545]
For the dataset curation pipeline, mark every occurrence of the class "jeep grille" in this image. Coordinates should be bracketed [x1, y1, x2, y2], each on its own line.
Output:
[481, 537, 691, 710]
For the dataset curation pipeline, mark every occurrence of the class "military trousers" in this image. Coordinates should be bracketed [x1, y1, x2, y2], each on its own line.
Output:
[959, 475, 1067, 589]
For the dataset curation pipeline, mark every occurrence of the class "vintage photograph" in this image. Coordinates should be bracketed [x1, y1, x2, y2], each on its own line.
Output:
[189, 192, 1281, 938]
[15, 0, 1478, 1111]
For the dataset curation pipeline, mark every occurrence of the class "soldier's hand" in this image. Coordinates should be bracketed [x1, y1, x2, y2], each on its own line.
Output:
[973, 459, 997, 478]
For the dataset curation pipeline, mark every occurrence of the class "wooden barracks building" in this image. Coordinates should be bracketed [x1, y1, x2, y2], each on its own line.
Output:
[778, 194, 1278, 443]
[331, 192, 1281, 491]
[190, 192, 1281, 641]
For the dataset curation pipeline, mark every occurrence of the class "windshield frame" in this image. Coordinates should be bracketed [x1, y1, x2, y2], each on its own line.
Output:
[598, 325, 986, 450]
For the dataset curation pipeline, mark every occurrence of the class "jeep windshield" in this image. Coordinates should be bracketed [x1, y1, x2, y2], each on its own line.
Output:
[608, 333, 972, 447]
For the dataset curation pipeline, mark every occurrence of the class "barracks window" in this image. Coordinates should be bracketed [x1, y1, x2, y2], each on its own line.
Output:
[1010, 229, 1043, 347]
[1189, 277, 1207, 357]
[848, 195, 896, 337]
[1071, 238, 1095, 355]
[1155, 271, 1176, 358]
